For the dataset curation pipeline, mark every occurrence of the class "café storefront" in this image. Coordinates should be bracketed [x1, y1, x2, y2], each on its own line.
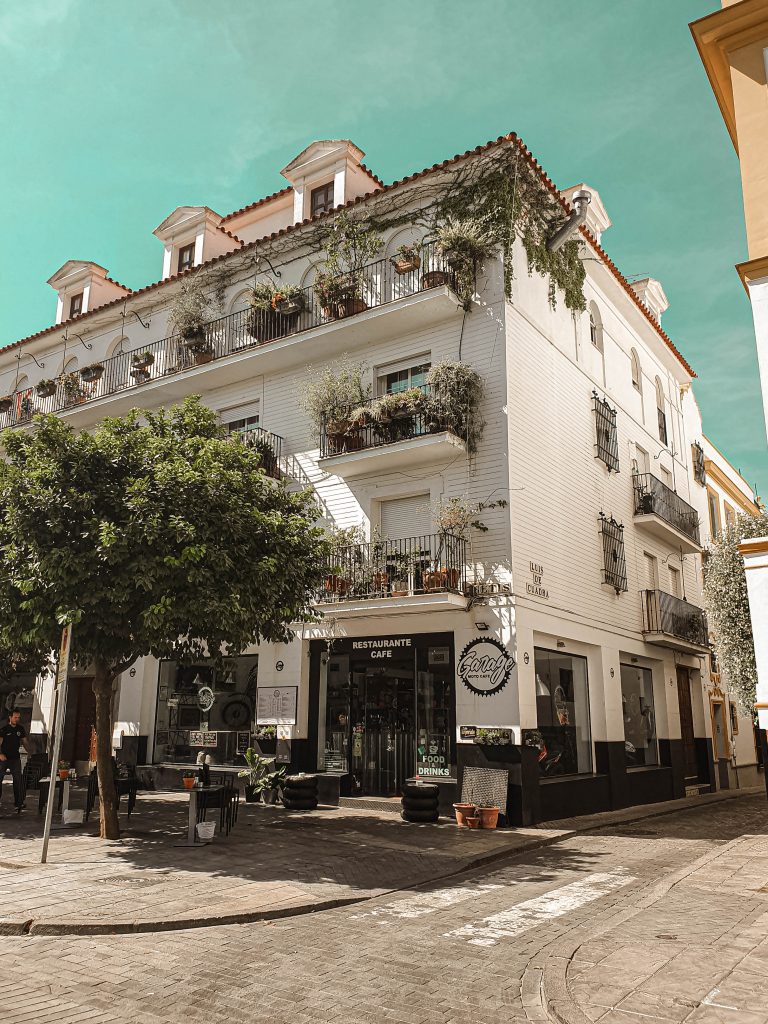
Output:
[315, 632, 457, 797]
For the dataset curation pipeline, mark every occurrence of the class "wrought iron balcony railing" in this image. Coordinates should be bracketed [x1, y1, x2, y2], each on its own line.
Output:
[319, 383, 466, 458]
[0, 241, 457, 429]
[632, 472, 701, 547]
[318, 532, 467, 603]
[641, 589, 709, 648]
[230, 424, 283, 479]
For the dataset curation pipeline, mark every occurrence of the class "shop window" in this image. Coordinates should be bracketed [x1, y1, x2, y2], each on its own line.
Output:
[376, 357, 431, 396]
[69, 291, 84, 318]
[153, 654, 258, 766]
[620, 664, 657, 766]
[598, 513, 627, 593]
[532, 648, 592, 776]
[593, 392, 619, 472]
[177, 242, 195, 274]
[310, 181, 335, 218]
[318, 634, 456, 795]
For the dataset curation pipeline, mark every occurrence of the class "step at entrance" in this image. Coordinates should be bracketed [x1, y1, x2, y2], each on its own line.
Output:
[338, 796, 403, 814]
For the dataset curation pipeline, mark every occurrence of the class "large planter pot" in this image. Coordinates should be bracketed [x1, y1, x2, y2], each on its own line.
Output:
[453, 803, 476, 828]
[336, 294, 368, 319]
[244, 785, 260, 803]
[478, 806, 500, 830]
[273, 297, 303, 317]
[421, 270, 452, 289]
[262, 788, 280, 805]
[423, 568, 459, 592]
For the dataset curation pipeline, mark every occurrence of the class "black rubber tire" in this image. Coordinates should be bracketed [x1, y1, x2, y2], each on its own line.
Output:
[401, 809, 439, 823]
[282, 798, 318, 810]
[283, 786, 318, 799]
[401, 782, 439, 799]
[401, 797, 440, 812]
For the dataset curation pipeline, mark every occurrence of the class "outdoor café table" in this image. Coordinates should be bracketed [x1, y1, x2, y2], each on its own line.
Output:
[175, 784, 223, 847]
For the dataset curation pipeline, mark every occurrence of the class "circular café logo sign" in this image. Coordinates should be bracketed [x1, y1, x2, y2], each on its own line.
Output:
[197, 686, 215, 712]
[458, 637, 515, 697]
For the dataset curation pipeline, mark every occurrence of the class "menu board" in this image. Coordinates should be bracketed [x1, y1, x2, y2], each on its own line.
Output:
[256, 686, 298, 725]
[189, 731, 218, 747]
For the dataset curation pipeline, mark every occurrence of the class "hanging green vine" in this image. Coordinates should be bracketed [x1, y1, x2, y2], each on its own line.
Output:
[221, 141, 587, 314]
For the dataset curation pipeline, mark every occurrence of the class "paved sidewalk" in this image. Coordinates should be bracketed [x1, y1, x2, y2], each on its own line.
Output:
[0, 786, 760, 936]
[0, 791, 566, 934]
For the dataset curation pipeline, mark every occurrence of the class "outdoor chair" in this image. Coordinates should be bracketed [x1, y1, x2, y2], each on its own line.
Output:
[197, 773, 238, 836]
[84, 765, 140, 822]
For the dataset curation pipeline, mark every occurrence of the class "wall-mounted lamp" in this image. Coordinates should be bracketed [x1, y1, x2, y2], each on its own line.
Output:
[475, 621, 490, 631]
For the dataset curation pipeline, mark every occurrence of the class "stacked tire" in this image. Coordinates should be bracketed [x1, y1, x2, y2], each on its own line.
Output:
[401, 781, 439, 823]
[282, 773, 319, 811]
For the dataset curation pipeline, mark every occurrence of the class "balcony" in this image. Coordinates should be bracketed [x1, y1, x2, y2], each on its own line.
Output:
[0, 243, 460, 429]
[231, 424, 283, 479]
[318, 385, 467, 479]
[632, 473, 702, 553]
[317, 532, 468, 616]
[641, 590, 709, 653]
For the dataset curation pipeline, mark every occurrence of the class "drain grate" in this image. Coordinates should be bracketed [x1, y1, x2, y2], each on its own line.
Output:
[98, 874, 168, 888]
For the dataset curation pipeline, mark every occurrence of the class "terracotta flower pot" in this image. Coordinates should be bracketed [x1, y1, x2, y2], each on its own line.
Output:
[182, 777, 196, 791]
[59, 769, 69, 781]
[421, 270, 451, 289]
[466, 816, 482, 830]
[453, 803, 476, 828]
[478, 806, 500, 829]
[392, 255, 421, 275]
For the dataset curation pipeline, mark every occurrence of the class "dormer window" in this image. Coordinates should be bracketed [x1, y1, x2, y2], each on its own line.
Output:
[177, 242, 195, 274]
[310, 182, 335, 218]
[69, 292, 84, 318]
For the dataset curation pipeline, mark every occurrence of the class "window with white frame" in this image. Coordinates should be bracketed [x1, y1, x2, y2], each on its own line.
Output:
[630, 349, 641, 391]
[376, 356, 431, 396]
[221, 400, 261, 436]
[655, 376, 668, 446]
[177, 242, 195, 274]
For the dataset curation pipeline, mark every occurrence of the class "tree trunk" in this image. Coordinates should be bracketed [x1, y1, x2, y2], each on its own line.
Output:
[92, 662, 120, 840]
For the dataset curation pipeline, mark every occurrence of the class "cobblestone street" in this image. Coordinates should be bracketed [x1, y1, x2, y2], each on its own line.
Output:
[1, 793, 766, 1023]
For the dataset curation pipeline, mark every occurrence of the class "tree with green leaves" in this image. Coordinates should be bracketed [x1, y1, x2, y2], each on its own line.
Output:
[0, 397, 326, 839]
[703, 511, 768, 713]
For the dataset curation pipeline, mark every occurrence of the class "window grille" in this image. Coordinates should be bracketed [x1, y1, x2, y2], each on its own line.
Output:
[593, 392, 619, 472]
[692, 441, 706, 485]
[598, 513, 628, 593]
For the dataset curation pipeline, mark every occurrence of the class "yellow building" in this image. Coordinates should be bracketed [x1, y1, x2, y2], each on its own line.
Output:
[691, 0, 768, 437]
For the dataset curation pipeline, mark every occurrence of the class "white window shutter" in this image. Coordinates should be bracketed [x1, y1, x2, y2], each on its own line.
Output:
[380, 494, 431, 540]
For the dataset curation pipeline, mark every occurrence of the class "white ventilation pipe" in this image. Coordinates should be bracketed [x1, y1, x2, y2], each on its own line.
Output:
[546, 189, 591, 252]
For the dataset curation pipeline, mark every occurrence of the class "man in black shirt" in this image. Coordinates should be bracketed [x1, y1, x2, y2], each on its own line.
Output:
[0, 709, 30, 812]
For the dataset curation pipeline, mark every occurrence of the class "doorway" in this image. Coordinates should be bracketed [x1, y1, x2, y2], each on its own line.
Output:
[319, 634, 456, 796]
[62, 678, 96, 765]
[676, 667, 698, 781]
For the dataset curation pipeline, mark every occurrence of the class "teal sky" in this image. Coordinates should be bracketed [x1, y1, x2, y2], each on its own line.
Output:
[1, 0, 765, 493]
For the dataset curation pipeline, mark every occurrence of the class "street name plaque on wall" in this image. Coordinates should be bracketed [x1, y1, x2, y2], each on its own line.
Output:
[458, 637, 515, 697]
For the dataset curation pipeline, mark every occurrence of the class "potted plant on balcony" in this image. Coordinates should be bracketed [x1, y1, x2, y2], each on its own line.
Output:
[426, 495, 508, 591]
[246, 281, 280, 342]
[131, 350, 155, 370]
[370, 388, 426, 444]
[302, 357, 370, 456]
[36, 379, 57, 399]
[323, 523, 365, 599]
[431, 216, 499, 309]
[80, 364, 105, 384]
[314, 211, 382, 319]
[389, 550, 414, 597]
[169, 276, 214, 362]
[242, 432, 278, 478]
[425, 361, 485, 453]
[61, 372, 91, 407]
[391, 241, 422, 275]
[0, 396, 12, 415]
[271, 284, 306, 319]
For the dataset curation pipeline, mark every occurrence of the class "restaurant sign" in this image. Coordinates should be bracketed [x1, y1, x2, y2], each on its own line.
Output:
[458, 637, 515, 697]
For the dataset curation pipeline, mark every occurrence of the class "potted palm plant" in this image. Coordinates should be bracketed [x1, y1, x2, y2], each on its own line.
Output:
[238, 748, 276, 803]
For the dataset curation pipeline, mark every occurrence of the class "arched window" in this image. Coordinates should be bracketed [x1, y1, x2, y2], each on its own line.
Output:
[589, 303, 604, 353]
[630, 349, 641, 391]
[655, 376, 668, 446]
[63, 356, 78, 374]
